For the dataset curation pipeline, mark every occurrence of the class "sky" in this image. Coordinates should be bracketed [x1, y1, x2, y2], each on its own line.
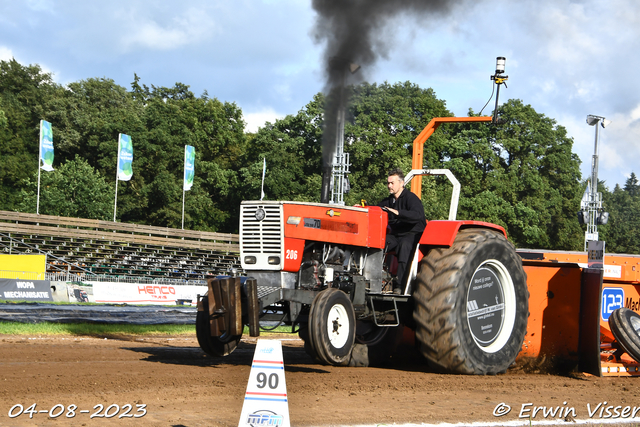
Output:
[1, 0, 638, 189]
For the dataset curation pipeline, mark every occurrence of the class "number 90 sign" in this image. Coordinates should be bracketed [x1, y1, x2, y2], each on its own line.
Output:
[257, 372, 279, 389]
[239, 340, 290, 427]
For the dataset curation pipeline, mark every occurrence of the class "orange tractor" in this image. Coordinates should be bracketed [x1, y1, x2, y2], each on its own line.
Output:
[197, 116, 533, 375]
[197, 114, 640, 376]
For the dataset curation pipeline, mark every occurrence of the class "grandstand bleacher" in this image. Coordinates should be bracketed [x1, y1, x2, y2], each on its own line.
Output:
[0, 211, 241, 284]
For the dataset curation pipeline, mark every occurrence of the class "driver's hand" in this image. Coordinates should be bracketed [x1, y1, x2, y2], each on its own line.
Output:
[383, 206, 399, 216]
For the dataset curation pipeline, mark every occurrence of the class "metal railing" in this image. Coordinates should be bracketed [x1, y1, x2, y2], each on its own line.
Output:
[0, 229, 241, 283]
[0, 270, 46, 280]
[0, 270, 209, 286]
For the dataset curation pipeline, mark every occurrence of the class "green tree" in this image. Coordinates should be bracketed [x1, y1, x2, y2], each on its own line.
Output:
[0, 60, 248, 231]
[624, 172, 639, 197]
[239, 94, 324, 203]
[34, 74, 246, 231]
[239, 86, 585, 250]
[0, 59, 62, 210]
[344, 81, 452, 207]
[600, 180, 640, 254]
[0, 100, 7, 129]
[239, 82, 452, 209]
[137, 84, 246, 231]
[19, 155, 114, 219]
[50, 77, 145, 170]
[29, 76, 148, 225]
[433, 100, 583, 250]
[0, 58, 592, 245]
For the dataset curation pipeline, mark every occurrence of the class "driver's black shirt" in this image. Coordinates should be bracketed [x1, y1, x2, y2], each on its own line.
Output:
[378, 189, 426, 235]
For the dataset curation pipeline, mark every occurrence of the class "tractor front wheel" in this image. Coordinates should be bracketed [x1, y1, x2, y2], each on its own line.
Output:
[308, 288, 356, 366]
[412, 228, 528, 374]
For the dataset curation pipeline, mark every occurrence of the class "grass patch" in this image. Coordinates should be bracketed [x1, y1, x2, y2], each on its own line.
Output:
[0, 322, 296, 336]
[257, 325, 296, 334]
[0, 322, 195, 336]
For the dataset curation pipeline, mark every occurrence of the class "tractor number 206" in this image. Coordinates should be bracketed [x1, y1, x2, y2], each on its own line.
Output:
[285, 250, 298, 260]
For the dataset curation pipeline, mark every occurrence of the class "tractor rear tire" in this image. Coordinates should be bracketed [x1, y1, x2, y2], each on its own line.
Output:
[308, 288, 356, 366]
[196, 295, 242, 357]
[609, 307, 640, 363]
[412, 228, 528, 374]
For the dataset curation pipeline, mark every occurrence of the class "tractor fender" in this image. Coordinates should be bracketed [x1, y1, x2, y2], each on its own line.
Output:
[419, 220, 507, 248]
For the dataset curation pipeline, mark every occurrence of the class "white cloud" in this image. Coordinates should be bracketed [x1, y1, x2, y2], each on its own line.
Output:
[563, 102, 640, 188]
[533, 3, 601, 63]
[0, 46, 13, 61]
[600, 108, 640, 181]
[119, 7, 217, 51]
[26, 0, 54, 13]
[243, 108, 285, 133]
[0, 45, 59, 78]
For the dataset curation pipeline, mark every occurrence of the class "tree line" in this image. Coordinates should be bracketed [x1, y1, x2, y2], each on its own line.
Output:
[1, 59, 638, 254]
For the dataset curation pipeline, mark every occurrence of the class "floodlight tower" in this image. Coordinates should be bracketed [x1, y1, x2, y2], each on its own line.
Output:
[580, 115, 611, 250]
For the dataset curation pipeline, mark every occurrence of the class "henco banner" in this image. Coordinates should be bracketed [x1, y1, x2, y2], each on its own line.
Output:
[0, 279, 53, 301]
[90, 282, 207, 305]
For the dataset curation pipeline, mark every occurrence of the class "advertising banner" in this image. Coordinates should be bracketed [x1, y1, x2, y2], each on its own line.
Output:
[0, 279, 53, 301]
[90, 282, 206, 305]
[116, 133, 133, 181]
[0, 254, 46, 279]
[183, 145, 195, 191]
[64, 282, 94, 303]
[39, 120, 54, 171]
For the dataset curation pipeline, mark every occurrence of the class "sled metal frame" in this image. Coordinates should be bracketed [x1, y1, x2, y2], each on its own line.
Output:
[600, 342, 640, 377]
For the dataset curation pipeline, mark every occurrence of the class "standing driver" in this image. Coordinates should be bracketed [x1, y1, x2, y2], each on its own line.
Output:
[378, 168, 426, 294]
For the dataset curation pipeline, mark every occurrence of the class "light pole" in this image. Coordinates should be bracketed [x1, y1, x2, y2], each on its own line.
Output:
[580, 115, 611, 250]
[491, 57, 508, 123]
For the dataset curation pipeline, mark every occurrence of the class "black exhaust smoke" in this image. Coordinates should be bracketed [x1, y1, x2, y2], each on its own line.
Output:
[312, 0, 462, 202]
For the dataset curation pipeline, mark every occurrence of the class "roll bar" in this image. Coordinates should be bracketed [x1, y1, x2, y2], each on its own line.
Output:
[404, 169, 460, 221]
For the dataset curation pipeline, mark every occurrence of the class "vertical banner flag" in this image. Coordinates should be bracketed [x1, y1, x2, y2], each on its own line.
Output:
[39, 120, 54, 171]
[184, 145, 195, 191]
[117, 133, 133, 181]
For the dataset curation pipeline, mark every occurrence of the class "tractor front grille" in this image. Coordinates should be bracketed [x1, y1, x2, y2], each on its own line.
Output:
[240, 202, 283, 269]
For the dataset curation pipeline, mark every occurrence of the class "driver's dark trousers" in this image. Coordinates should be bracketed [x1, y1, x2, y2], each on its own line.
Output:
[385, 232, 421, 289]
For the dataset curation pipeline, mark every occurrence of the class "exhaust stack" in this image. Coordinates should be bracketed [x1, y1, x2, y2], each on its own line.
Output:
[321, 166, 332, 203]
[320, 58, 356, 205]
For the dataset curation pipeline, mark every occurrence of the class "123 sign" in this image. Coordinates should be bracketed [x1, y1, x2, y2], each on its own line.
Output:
[602, 288, 624, 321]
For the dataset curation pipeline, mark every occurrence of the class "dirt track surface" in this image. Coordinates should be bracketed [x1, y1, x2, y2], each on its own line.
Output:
[1, 335, 640, 427]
